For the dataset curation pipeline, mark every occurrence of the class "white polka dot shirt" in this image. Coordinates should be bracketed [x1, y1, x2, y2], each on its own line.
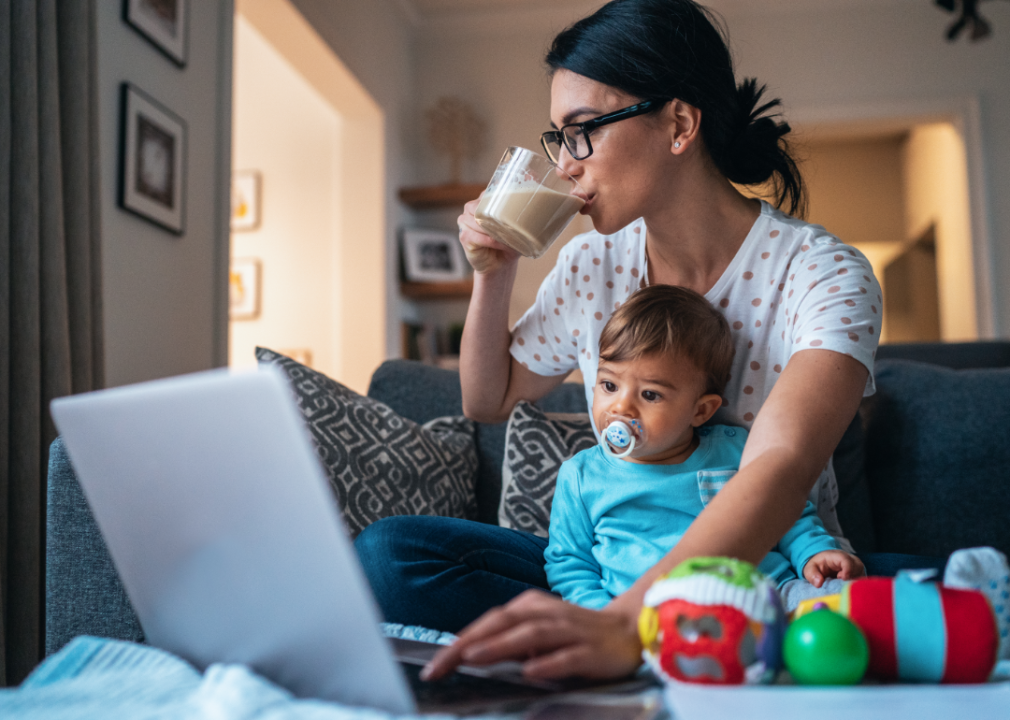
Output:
[510, 201, 882, 550]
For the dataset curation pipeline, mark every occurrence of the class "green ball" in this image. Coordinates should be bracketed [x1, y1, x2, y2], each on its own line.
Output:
[783, 609, 869, 685]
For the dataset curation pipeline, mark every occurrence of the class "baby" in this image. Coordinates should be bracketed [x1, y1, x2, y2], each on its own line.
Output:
[544, 284, 864, 611]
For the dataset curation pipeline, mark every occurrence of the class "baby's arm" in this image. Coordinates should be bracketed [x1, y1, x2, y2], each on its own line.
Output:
[777, 500, 864, 587]
[544, 462, 613, 609]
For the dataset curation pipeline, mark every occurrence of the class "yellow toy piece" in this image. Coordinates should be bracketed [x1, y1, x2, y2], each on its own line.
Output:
[638, 605, 659, 650]
[792, 593, 841, 619]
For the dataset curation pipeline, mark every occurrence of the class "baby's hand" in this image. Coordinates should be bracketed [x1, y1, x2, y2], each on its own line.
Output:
[803, 550, 865, 588]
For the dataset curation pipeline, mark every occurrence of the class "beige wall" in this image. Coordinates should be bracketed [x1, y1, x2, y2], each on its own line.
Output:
[802, 136, 906, 249]
[230, 17, 341, 377]
[902, 123, 977, 341]
[289, 0, 417, 362]
[97, 0, 233, 387]
[234, 0, 386, 393]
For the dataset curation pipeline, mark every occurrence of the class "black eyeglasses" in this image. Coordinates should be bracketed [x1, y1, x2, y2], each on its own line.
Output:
[540, 100, 662, 163]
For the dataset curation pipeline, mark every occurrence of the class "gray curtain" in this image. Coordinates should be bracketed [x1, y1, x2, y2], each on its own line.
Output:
[1, 0, 103, 686]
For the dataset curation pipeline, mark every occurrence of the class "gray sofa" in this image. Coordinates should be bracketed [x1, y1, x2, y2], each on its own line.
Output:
[45, 342, 1010, 657]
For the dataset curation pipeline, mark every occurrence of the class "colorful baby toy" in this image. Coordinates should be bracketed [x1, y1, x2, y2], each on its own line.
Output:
[641, 561, 999, 686]
[783, 606, 869, 685]
[638, 557, 787, 684]
[793, 572, 999, 683]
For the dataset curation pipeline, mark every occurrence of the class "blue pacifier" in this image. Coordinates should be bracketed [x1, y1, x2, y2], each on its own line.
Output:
[602, 416, 645, 459]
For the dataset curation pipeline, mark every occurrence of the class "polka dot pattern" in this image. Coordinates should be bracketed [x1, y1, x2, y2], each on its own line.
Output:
[508, 205, 881, 538]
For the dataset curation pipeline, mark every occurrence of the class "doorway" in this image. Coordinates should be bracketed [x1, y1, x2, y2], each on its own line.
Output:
[229, 0, 385, 393]
[797, 119, 982, 344]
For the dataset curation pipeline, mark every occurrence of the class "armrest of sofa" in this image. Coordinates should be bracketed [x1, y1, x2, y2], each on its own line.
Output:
[45, 437, 143, 656]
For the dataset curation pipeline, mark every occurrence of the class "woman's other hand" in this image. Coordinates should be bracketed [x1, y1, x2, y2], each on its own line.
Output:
[803, 550, 866, 588]
[421, 589, 642, 681]
[458, 196, 519, 275]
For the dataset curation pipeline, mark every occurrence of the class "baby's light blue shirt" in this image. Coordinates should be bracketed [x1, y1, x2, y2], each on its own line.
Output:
[544, 425, 839, 609]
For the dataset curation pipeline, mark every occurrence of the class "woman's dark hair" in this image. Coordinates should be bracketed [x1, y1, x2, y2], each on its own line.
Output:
[546, 0, 807, 217]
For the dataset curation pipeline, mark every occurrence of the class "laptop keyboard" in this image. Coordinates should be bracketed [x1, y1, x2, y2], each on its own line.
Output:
[402, 661, 555, 715]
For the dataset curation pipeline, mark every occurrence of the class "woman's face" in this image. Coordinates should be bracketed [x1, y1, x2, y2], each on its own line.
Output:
[549, 70, 678, 235]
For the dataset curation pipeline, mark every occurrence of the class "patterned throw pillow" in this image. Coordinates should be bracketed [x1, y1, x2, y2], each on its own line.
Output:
[499, 400, 597, 537]
[256, 347, 479, 537]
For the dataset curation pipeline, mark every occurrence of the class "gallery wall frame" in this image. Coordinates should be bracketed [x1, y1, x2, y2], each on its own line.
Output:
[229, 258, 262, 320]
[231, 170, 262, 232]
[124, 0, 189, 67]
[402, 229, 470, 283]
[119, 83, 187, 235]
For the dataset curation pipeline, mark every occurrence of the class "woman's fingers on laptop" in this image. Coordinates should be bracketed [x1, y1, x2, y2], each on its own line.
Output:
[421, 590, 552, 680]
[422, 590, 641, 681]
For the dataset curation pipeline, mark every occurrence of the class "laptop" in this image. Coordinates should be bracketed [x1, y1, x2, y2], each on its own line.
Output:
[50, 366, 655, 716]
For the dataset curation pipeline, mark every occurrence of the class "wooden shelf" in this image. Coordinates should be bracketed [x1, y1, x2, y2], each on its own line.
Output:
[398, 183, 485, 210]
[400, 279, 473, 300]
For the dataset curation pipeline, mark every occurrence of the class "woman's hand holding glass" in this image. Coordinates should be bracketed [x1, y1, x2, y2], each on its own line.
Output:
[458, 196, 520, 275]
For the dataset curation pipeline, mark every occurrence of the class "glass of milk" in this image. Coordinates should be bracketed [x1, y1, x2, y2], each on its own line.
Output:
[474, 147, 586, 259]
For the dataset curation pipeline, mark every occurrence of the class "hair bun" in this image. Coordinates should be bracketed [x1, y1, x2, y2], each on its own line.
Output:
[724, 79, 805, 216]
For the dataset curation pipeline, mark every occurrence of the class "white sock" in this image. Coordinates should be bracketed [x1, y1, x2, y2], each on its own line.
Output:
[943, 546, 1010, 660]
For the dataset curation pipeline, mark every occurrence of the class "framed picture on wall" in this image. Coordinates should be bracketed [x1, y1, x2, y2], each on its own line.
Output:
[124, 0, 188, 66]
[229, 258, 261, 320]
[231, 170, 262, 232]
[402, 229, 470, 283]
[119, 83, 187, 234]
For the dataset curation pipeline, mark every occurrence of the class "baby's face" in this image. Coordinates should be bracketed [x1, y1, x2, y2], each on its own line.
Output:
[593, 350, 717, 464]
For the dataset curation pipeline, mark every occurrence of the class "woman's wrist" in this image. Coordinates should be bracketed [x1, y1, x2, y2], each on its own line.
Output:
[604, 589, 646, 636]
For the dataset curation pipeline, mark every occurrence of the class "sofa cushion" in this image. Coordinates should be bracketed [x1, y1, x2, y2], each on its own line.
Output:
[256, 348, 479, 537]
[863, 360, 1010, 557]
[499, 401, 597, 537]
[367, 360, 589, 524]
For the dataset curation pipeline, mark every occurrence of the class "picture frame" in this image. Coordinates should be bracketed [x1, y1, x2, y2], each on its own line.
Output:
[231, 170, 262, 232]
[124, 0, 188, 67]
[229, 258, 261, 320]
[119, 83, 187, 234]
[402, 229, 470, 283]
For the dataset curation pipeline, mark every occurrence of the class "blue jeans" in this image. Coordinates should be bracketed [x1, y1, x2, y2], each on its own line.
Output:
[354, 515, 947, 633]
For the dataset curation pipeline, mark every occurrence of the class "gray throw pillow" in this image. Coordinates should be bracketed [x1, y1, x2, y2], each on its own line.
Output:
[499, 401, 597, 537]
[256, 347, 479, 537]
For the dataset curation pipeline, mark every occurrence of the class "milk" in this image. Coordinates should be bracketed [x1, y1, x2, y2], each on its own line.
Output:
[475, 186, 586, 258]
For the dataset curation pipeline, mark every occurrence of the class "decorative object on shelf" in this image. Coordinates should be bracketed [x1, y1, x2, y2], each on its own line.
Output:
[935, 0, 1007, 41]
[229, 258, 261, 320]
[119, 83, 186, 234]
[231, 170, 261, 232]
[425, 96, 487, 185]
[402, 229, 470, 283]
[124, 0, 188, 66]
[401, 321, 437, 364]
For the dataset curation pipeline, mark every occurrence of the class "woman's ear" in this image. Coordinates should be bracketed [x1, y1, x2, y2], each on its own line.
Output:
[666, 99, 702, 155]
[691, 393, 723, 427]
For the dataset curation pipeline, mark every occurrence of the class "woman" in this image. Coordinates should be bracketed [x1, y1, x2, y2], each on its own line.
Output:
[356, 0, 895, 681]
